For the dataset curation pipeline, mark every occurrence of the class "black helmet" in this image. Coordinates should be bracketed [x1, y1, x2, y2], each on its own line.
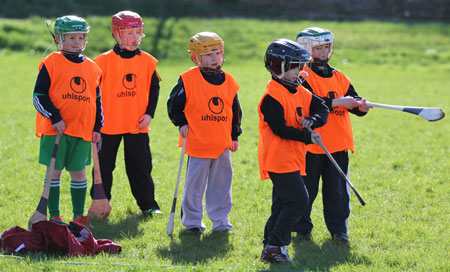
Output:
[264, 39, 310, 88]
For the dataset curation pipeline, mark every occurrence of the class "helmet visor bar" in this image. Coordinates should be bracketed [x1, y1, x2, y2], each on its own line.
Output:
[287, 61, 306, 71]
[311, 43, 333, 63]
[198, 49, 224, 74]
[59, 32, 88, 54]
[283, 54, 309, 73]
[115, 27, 144, 51]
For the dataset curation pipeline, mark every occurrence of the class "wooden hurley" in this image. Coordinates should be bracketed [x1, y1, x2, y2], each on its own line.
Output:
[88, 142, 111, 218]
[166, 137, 187, 235]
[307, 128, 366, 206]
[28, 134, 61, 230]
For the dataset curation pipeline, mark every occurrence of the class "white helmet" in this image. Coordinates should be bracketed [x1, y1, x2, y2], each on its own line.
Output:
[296, 27, 334, 66]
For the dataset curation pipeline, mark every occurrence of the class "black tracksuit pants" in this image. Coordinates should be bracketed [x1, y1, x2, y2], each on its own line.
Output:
[293, 151, 350, 235]
[263, 171, 309, 246]
[90, 133, 160, 211]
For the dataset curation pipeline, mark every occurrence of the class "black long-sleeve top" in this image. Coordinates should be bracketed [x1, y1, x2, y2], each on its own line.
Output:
[302, 64, 367, 117]
[167, 70, 243, 141]
[111, 44, 161, 118]
[33, 53, 104, 132]
[259, 77, 329, 145]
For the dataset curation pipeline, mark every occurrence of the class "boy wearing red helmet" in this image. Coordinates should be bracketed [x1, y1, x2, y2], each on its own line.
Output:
[90, 11, 161, 216]
[167, 32, 242, 235]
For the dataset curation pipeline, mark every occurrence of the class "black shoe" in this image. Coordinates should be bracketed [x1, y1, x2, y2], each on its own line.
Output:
[188, 227, 202, 235]
[260, 244, 292, 264]
[332, 233, 349, 243]
[297, 231, 312, 240]
[142, 209, 162, 217]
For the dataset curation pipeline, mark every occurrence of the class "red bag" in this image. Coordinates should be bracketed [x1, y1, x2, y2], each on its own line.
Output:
[1, 220, 121, 256]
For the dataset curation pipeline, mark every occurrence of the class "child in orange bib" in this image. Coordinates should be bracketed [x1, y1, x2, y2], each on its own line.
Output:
[293, 27, 371, 243]
[33, 15, 102, 225]
[167, 32, 242, 235]
[90, 11, 162, 217]
[258, 39, 328, 264]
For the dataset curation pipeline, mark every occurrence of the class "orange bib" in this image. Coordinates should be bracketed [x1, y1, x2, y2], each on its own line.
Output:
[304, 66, 354, 154]
[180, 67, 239, 159]
[35, 52, 101, 141]
[258, 79, 312, 180]
[95, 50, 158, 134]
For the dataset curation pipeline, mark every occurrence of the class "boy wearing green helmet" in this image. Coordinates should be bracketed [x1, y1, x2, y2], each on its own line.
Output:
[53, 15, 90, 54]
[33, 15, 103, 226]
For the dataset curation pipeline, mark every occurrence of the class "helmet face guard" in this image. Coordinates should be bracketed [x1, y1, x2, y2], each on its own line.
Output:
[197, 49, 224, 74]
[112, 11, 145, 51]
[53, 15, 89, 54]
[189, 32, 224, 74]
[265, 39, 311, 88]
[57, 33, 88, 54]
[296, 27, 334, 66]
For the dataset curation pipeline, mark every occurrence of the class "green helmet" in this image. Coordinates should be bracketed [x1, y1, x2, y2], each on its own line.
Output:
[54, 15, 89, 36]
[296, 27, 334, 66]
[53, 15, 89, 53]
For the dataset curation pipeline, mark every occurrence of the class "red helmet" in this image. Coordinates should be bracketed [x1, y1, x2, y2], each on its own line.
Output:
[112, 11, 144, 51]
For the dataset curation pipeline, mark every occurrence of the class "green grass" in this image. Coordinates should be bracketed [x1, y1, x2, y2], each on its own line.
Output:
[0, 18, 449, 271]
[1, 17, 450, 65]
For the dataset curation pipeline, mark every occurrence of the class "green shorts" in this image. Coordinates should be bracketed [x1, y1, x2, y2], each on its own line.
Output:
[39, 134, 91, 171]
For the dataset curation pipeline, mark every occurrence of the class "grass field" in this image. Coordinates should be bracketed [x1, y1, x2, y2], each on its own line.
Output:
[0, 17, 449, 271]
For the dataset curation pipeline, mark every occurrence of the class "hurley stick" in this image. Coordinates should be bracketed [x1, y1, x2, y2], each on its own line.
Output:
[366, 101, 445, 122]
[88, 141, 112, 218]
[166, 137, 187, 235]
[28, 133, 61, 229]
[307, 128, 366, 206]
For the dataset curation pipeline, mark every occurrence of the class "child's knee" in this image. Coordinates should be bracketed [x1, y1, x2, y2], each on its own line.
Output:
[51, 170, 63, 180]
[70, 169, 86, 181]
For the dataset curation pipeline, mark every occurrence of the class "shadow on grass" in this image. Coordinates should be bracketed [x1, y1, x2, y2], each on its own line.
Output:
[282, 235, 372, 270]
[156, 230, 233, 265]
[88, 214, 146, 240]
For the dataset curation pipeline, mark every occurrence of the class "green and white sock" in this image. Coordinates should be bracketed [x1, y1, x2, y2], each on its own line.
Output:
[70, 180, 87, 220]
[47, 179, 60, 218]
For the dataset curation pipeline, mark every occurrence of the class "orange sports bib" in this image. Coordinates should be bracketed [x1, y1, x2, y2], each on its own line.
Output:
[304, 66, 354, 154]
[258, 79, 312, 180]
[95, 50, 159, 134]
[180, 67, 239, 159]
[35, 52, 101, 141]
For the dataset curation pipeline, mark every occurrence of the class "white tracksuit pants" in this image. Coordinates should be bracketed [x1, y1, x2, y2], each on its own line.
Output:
[181, 149, 233, 232]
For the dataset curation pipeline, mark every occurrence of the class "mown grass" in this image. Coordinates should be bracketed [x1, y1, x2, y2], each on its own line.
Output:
[0, 18, 449, 271]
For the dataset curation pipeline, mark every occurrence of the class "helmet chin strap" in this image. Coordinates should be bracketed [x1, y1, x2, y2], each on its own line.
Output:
[62, 50, 81, 55]
[279, 75, 302, 89]
[60, 43, 84, 55]
[200, 65, 222, 75]
[279, 60, 303, 88]
[312, 57, 329, 67]
[119, 45, 138, 51]
[198, 56, 224, 75]
[60, 43, 83, 55]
